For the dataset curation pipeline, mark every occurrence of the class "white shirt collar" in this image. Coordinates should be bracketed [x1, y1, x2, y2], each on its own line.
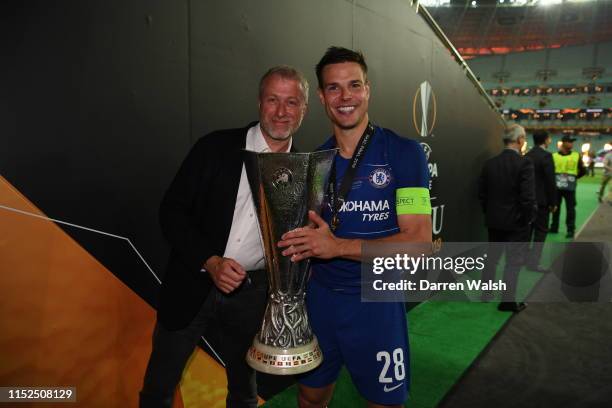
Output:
[246, 123, 292, 153]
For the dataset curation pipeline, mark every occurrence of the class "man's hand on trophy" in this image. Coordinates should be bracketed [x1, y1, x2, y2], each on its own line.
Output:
[278, 210, 341, 262]
[203, 255, 247, 294]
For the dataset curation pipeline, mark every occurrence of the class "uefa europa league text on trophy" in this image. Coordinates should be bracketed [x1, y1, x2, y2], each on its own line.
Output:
[243, 149, 336, 375]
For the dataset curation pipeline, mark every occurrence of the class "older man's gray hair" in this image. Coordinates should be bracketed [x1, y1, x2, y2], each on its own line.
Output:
[503, 124, 526, 144]
[259, 65, 309, 104]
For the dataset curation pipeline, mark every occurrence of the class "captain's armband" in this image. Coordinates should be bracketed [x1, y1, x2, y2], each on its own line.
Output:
[396, 187, 431, 215]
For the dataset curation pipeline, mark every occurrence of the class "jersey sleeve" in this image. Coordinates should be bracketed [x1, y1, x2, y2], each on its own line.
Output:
[388, 133, 432, 215]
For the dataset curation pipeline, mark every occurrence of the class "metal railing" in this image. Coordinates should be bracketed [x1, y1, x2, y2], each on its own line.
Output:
[412, 1, 505, 124]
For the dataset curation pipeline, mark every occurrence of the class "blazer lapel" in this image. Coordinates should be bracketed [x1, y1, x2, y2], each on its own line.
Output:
[217, 125, 251, 248]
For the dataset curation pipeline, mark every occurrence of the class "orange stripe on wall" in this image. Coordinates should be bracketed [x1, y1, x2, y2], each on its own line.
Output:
[0, 176, 159, 407]
[0, 175, 266, 407]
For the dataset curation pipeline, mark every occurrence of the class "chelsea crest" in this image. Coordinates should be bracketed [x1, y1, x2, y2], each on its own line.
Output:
[368, 168, 391, 189]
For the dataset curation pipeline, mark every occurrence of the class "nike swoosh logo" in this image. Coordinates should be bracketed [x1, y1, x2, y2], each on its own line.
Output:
[383, 382, 403, 392]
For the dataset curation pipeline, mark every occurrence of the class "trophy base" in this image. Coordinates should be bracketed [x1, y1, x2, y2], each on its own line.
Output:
[246, 336, 323, 375]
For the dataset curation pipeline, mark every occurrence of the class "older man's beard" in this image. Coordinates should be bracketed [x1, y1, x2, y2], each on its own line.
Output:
[261, 118, 303, 141]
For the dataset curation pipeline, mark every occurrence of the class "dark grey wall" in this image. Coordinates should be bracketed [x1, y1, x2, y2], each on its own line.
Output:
[2, 0, 191, 303]
[1, 0, 502, 311]
[188, 0, 504, 243]
[1, 0, 503, 399]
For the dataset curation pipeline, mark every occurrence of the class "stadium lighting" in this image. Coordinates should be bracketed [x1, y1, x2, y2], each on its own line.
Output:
[488, 0, 599, 6]
[418, 0, 451, 6]
[582, 154, 589, 166]
[538, 0, 563, 6]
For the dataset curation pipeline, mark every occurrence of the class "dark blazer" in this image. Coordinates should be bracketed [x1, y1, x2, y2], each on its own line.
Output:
[158, 122, 256, 330]
[478, 149, 537, 231]
[526, 145, 556, 207]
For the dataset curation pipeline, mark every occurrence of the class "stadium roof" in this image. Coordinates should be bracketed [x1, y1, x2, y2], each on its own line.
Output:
[423, 0, 612, 57]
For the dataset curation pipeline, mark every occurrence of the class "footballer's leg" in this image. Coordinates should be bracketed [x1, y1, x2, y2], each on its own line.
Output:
[298, 383, 335, 408]
[342, 301, 410, 407]
[297, 279, 343, 407]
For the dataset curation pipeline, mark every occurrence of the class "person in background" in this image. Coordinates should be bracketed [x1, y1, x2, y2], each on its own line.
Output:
[478, 124, 536, 312]
[525, 130, 557, 272]
[598, 146, 612, 203]
[587, 151, 596, 177]
[550, 135, 586, 239]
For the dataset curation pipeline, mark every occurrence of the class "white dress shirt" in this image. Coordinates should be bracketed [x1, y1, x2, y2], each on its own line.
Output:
[222, 123, 292, 270]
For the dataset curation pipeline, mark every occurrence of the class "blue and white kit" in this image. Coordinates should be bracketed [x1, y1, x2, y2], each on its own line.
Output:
[297, 125, 431, 405]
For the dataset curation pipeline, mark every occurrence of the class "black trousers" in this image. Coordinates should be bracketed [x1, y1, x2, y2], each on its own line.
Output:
[551, 189, 576, 233]
[527, 205, 550, 267]
[483, 227, 529, 302]
[139, 271, 268, 408]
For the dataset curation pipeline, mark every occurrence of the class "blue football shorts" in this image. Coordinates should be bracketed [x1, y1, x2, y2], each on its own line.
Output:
[297, 278, 410, 405]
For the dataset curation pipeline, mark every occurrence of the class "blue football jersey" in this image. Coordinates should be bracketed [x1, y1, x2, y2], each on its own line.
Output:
[312, 125, 430, 293]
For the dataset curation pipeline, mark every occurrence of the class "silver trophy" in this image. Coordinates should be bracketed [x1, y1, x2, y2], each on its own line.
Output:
[243, 149, 336, 375]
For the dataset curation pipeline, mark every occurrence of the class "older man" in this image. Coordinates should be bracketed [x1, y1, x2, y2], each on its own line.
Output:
[478, 124, 536, 312]
[140, 65, 309, 408]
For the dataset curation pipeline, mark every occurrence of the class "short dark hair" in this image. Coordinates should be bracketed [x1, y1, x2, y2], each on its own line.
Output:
[532, 130, 549, 146]
[315, 46, 368, 89]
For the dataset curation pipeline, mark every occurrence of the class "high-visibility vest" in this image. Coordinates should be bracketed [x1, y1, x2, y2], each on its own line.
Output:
[553, 151, 579, 190]
[553, 151, 579, 176]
